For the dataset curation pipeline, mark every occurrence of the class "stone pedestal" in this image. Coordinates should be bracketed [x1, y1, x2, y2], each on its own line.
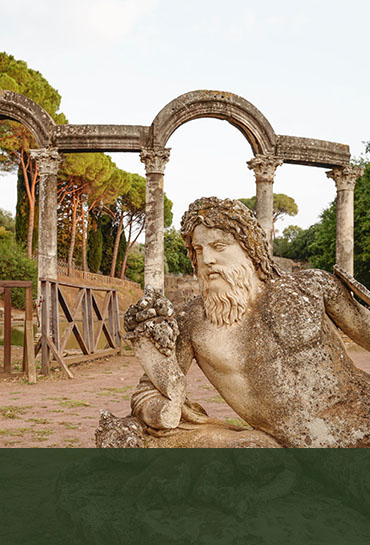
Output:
[95, 411, 283, 448]
[140, 147, 171, 292]
[326, 166, 364, 275]
[247, 154, 283, 254]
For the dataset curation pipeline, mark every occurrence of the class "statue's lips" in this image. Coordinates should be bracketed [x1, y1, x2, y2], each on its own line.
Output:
[208, 272, 221, 279]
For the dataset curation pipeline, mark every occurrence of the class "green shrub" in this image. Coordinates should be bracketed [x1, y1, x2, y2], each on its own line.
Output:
[87, 226, 103, 273]
[0, 238, 37, 308]
[125, 250, 144, 287]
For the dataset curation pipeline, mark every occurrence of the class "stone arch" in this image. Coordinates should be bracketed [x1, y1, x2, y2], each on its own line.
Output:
[149, 90, 276, 155]
[0, 90, 55, 148]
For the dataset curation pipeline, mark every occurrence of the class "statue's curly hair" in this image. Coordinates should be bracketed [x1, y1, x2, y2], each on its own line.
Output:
[180, 196, 281, 280]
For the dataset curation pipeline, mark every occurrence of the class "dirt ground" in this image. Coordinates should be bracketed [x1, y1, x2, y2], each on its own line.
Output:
[0, 343, 369, 448]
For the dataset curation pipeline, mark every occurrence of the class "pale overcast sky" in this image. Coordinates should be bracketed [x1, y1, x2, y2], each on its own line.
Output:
[1, 0, 369, 235]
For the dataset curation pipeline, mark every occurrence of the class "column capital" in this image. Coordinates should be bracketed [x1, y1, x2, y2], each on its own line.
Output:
[140, 147, 171, 175]
[326, 166, 364, 191]
[30, 148, 62, 176]
[247, 154, 283, 183]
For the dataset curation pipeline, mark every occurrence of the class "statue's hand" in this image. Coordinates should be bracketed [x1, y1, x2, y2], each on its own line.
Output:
[124, 286, 179, 356]
[125, 287, 185, 429]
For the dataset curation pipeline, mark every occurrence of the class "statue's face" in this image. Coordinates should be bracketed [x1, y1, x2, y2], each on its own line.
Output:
[192, 224, 253, 294]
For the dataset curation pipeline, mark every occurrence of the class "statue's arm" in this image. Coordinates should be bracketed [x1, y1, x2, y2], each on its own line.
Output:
[175, 308, 195, 375]
[322, 272, 370, 351]
[125, 288, 195, 429]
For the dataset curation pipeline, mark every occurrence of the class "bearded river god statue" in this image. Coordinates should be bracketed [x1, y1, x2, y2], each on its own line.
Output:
[96, 197, 370, 448]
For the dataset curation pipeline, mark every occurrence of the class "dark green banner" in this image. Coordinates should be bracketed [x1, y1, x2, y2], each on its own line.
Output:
[1, 449, 370, 544]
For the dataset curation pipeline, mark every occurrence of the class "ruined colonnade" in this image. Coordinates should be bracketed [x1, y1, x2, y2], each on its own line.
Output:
[0, 89, 362, 288]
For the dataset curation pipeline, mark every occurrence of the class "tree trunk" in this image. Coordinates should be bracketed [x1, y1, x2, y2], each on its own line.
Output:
[67, 196, 78, 276]
[120, 222, 132, 279]
[119, 220, 144, 279]
[27, 205, 35, 259]
[110, 214, 124, 277]
[81, 203, 88, 273]
[20, 150, 37, 258]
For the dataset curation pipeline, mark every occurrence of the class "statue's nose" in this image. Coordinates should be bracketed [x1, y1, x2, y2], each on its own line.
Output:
[202, 247, 216, 264]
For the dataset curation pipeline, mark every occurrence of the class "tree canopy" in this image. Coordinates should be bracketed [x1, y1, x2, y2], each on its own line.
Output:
[274, 159, 370, 287]
[239, 193, 298, 238]
[0, 53, 67, 256]
[0, 52, 66, 123]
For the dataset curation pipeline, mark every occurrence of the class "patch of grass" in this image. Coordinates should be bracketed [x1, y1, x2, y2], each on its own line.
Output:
[27, 418, 50, 425]
[64, 423, 79, 430]
[225, 417, 252, 429]
[51, 409, 64, 413]
[32, 429, 53, 439]
[0, 405, 30, 419]
[64, 437, 81, 448]
[106, 386, 133, 393]
[0, 427, 31, 437]
[59, 400, 90, 408]
[0, 328, 24, 347]
[98, 386, 133, 397]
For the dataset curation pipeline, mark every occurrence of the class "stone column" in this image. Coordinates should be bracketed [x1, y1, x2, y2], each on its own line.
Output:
[247, 154, 283, 253]
[140, 147, 171, 291]
[326, 166, 364, 275]
[30, 148, 61, 283]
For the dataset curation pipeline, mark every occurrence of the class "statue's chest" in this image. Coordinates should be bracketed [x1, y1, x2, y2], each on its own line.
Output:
[260, 286, 324, 350]
[191, 322, 247, 375]
[191, 289, 325, 369]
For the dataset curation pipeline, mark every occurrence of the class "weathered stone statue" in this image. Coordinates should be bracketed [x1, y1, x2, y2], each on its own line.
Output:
[97, 197, 370, 448]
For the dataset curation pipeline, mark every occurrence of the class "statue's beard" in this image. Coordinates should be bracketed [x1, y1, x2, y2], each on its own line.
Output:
[198, 264, 252, 326]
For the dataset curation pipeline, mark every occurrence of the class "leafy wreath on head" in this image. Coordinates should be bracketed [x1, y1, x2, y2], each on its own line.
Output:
[180, 196, 281, 280]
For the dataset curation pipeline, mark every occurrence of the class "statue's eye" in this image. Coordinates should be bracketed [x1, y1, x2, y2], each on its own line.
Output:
[213, 243, 226, 251]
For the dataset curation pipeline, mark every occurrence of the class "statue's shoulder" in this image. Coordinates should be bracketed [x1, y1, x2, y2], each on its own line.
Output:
[266, 269, 337, 298]
[283, 268, 346, 299]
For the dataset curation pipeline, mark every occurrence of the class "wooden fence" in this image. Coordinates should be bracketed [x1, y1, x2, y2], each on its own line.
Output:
[35, 279, 122, 379]
[57, 262, 140, 290]
[0, 281, 36, 383]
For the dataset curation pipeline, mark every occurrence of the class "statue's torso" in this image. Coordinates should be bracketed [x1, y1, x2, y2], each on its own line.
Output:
[183, 271, 370, 447]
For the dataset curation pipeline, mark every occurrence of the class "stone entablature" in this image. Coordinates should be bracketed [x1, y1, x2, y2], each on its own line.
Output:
[276, 135, 350, 168]
[54, 124, 150, 152]
[0, 89, 351, 169]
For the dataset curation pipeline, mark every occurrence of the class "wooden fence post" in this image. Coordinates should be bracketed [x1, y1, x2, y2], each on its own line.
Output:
[41, 280, 50, 375]
[24, 286, 36, 383]
[3, 287, 11, 373]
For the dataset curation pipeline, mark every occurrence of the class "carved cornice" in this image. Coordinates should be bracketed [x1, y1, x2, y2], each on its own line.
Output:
[140, 147, 171, 175]
[247, 154, 283, 183]
[30, 148, 62, 176]
[276, 135, 350, 168]
[326, 166, 364, 191]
